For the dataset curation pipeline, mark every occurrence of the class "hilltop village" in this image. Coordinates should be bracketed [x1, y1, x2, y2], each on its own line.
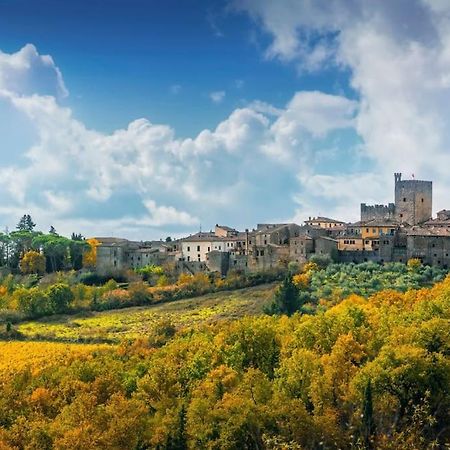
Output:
[95, 173, 450, 275]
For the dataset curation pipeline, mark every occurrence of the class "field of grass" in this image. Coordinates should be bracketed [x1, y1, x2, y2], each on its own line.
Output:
[17, 283, 276, 343]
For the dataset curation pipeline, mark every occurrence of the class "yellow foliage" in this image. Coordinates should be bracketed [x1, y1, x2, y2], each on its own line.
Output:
[177, 273, 193, 285]
[407, 258, 422, 270]
[302, 261, 319, 274]
[20, 250, 46, 275]
[82, 238, 100, 268]
[292, 272, 311, 289]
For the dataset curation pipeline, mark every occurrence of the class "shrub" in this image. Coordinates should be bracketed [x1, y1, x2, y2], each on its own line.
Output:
[46, 283, 75, 314]
[15, 287, 50, 318]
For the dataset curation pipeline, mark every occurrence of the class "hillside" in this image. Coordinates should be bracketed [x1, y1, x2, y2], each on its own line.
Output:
[16, 283, 277, 343]
[0, 275, 448, 449]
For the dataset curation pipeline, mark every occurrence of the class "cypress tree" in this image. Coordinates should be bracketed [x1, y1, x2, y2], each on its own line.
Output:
[362, 379, 376, 448]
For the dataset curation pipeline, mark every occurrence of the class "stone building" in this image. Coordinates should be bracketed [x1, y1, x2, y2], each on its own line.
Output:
[361, 173, 432, 225]
[95, 238, 173, 274]
[361, 203, 396, 222]
[406, 227, 450, 268]
[304, 216, 346, 231]
[394, 173, 432, 225]
[290, 235, 314, 263]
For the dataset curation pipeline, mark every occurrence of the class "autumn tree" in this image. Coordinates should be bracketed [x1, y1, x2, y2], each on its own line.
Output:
[20, 250, 46, 275]
[82, 238, 100, 269]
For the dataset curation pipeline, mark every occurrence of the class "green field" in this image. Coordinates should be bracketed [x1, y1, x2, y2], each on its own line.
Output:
[17, 283, 276, 343]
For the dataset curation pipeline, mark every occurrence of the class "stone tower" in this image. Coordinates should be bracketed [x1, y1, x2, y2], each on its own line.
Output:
[394, 173, 432, 225]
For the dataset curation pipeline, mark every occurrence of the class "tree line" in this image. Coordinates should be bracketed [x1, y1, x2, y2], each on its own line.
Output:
[0, 215, 88, 274]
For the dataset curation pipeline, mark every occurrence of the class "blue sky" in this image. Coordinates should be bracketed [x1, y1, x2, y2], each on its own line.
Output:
[0, 1, 449, 239]
[0, 0, 351, 136]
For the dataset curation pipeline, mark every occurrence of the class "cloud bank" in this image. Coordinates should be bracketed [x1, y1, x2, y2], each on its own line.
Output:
[0, 44, 358, 238]
[2, 0, 450, 238]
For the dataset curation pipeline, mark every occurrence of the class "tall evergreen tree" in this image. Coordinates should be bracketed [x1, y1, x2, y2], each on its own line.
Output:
[267, 275, 300, 316]
[362, 379, 376, 449]
[16, 214, 36, 232]
[166, 404, 188, 450]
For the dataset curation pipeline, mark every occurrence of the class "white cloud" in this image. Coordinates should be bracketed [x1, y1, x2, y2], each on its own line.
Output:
[143, 200, 198, 226]
[0, 42, 393, 238]
[0, 43, 68, 98]
[234, 0, 450, 215]
[209, 90, 226, 103]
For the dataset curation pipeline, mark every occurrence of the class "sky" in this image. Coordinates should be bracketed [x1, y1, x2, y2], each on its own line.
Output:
[0, 0, 449, 239]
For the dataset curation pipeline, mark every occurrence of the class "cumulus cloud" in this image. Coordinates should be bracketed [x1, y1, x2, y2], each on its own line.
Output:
[0, 43, 68, 98]
[234, 0, 450, 214]
[0, 43, 361, 238]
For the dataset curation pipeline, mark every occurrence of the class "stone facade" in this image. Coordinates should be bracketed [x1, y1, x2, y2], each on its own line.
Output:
[360, 203, 395, 222]
[95, 238, 173, 274]
[394, 173, 432, 225]
[360, 173, 432, 226]
[406, 227, 450, 268]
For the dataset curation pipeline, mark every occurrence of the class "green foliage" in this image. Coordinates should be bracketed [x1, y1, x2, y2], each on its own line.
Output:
[16, 287, 50, 318]
[16, 214, 36, 232]
[265, 275, 300, 316]
[46, 283, 74, 314]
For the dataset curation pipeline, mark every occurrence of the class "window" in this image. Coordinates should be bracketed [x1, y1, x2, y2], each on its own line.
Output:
[187, 246, 190, 252]
[264, 240, 267, 245]
[403, 197, 406, 202]
[207, 247, 210, 252]
[198, 256, 201, 261]
[260, 250, 264, 256]
[366, 228, 369, 233]
[421, 198, 424, 202]
[187, 256, 190, 262]
[400, 214, 403, 218]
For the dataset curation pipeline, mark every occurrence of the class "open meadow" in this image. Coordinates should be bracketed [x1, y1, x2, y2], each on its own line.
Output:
[16, 283, 277, 343]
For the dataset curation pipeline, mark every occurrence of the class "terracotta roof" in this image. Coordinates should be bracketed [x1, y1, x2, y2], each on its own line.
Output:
[305, 216, 346, 224]
[407, 227, 450, 237]
[216, 224, 237, 232]
[361, 219, 400, 227]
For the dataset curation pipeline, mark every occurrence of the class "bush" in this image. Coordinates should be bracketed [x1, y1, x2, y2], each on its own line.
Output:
[15, 287, 50, 318]
[46, 283, 74, 314]
[79, 271, 128, 286]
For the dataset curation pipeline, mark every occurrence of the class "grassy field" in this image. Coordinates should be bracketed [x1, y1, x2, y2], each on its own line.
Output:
[16, 283, 276, 343]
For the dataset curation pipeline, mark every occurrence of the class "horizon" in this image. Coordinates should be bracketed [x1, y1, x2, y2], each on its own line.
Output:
[1, 1, 450, 240]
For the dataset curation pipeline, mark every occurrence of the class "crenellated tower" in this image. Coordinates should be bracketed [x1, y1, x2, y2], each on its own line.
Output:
[394, 173, 432, 225]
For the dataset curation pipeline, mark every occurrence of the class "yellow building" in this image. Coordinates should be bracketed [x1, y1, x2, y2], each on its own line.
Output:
[360, 219, 398, 239]
[338, 236, 364, 251]
[305, 216, 346, 229]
